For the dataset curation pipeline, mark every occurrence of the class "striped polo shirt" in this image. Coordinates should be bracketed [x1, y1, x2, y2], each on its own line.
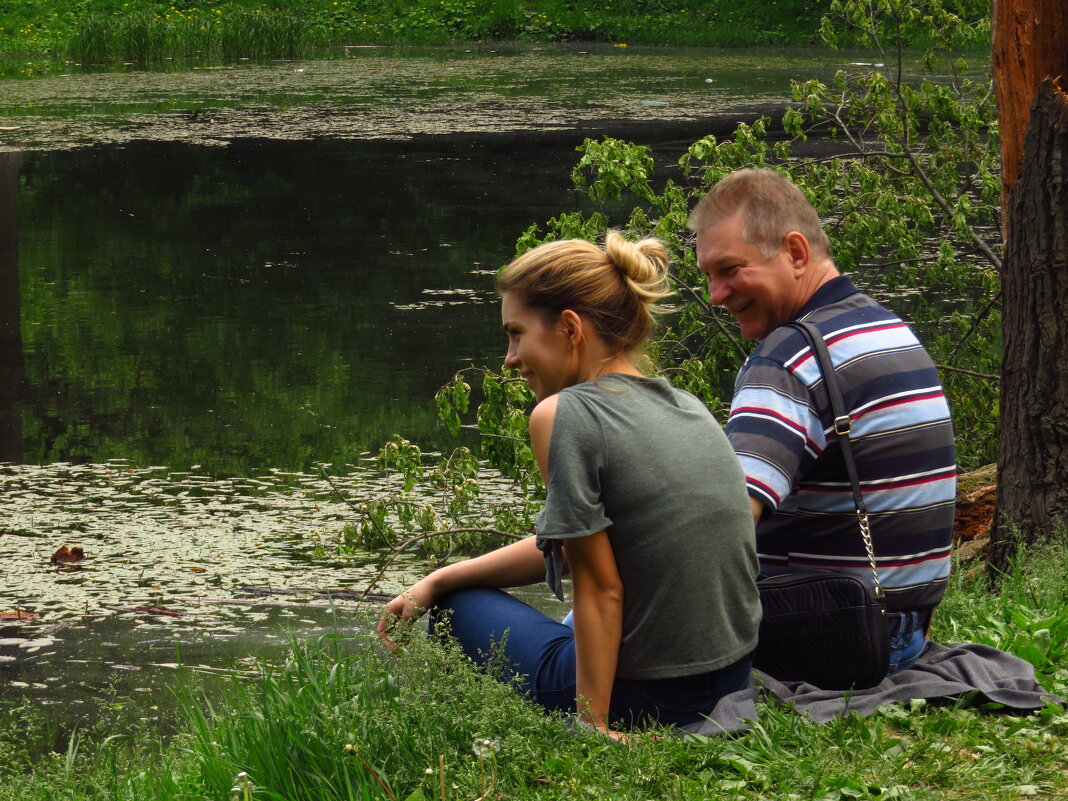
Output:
[726, 276, 956, 612]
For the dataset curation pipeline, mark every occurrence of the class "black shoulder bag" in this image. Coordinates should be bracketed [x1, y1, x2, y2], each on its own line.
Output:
[751, 321, 890, 690]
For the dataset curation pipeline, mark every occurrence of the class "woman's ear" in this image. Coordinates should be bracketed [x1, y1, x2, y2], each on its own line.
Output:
[558, 309, 585, 346]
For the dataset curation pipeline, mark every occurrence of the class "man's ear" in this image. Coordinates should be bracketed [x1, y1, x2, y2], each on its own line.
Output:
[784, 231, 811, 275]
[558, 309, 585, 345]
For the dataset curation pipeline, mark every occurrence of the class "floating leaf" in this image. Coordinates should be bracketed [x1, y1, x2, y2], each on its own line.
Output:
[50, 545, 86, 564]
[0, 610, 40, 622]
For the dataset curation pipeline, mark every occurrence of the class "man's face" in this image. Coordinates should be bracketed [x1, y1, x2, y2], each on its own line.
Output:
[695, 212, 804, 341]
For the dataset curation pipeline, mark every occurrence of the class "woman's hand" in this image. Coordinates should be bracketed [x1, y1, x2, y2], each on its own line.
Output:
[571, 714, 630, 743]
[376, 575, 438, 650]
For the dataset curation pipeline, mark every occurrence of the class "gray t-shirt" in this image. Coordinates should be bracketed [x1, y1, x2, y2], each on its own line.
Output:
[535, 374, 760, 680]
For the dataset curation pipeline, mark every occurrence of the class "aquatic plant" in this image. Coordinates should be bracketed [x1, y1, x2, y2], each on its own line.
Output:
[67, 8, 312, 63]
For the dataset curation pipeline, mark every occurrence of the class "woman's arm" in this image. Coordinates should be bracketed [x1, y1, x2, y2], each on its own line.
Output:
[377, 535, 545, 647]
[531, 394, 624, 733]
[379, 395, 564, 647]
[566, 530, 624, 732]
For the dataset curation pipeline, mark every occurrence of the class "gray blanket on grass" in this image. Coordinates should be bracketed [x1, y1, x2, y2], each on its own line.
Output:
[679, 642, 1065, 737]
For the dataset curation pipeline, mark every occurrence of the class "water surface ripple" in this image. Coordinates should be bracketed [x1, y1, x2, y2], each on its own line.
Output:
[0, 44, 858, 151]
[1, 459, 529, 629]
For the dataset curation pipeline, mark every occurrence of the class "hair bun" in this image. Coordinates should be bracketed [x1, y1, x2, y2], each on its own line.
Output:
[604, 230, 670, 300]
[497, 230, 673, 357]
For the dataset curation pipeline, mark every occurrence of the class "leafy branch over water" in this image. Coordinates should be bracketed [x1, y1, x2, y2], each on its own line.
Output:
[320, 0, 1002, 584]
[318, 428, 537, 596]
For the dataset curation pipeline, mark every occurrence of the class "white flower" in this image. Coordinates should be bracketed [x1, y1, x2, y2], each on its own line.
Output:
[471, 737, 501, 758]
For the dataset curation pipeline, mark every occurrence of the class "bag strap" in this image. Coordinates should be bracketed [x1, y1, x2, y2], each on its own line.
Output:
[786, 320, 884, 599]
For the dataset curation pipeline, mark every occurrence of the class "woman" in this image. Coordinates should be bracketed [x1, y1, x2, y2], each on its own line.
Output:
[377, 232, 760, 735]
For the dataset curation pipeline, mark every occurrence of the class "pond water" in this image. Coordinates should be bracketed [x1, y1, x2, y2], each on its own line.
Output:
[1, 458, 550, 743]
[0, 43, 859, 149]
[2, 43, 959, 733]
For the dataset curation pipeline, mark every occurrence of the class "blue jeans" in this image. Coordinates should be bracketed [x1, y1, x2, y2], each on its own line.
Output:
[886, 610, 930, 674]
[429, 587, 752, 729]
[568, 608, 928, 674]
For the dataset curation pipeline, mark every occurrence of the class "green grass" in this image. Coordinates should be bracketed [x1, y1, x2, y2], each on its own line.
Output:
[1, 534, 1066, 801]
[0, 0, 990, 64]
[66, 8, 314, 63]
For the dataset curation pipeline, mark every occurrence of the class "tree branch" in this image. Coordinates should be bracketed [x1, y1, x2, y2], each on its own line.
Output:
[946, 290, 1002, 363]
[319, 466, 365, 516]
[459, 424, 526, 442]
[935, 364, 999, 381]
[357, 527, 526, 602]
[797, 150, 912, 163]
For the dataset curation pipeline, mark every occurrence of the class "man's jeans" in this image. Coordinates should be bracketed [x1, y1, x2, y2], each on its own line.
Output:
[886, 609, 929, 674]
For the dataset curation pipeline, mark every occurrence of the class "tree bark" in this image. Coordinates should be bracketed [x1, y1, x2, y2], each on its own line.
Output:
[989, 78, 1068, 573]
[992, 0, 1068, 208]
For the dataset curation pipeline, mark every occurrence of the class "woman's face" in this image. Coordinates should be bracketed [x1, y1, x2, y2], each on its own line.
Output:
[501, 292, 577, 402]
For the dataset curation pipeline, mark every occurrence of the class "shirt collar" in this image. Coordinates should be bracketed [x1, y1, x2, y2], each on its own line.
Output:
[795, 275, 859, 319]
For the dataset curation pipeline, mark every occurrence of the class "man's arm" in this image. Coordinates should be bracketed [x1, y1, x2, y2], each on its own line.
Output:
[749, 495, 764, 526]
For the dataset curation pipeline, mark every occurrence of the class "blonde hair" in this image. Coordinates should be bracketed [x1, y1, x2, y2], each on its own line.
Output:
[498, 231, 671, 356]
[687, 168, 831, 259]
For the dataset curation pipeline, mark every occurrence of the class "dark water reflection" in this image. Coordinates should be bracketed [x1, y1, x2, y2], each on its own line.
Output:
[8, 135, 603, 474]
[1, 152, 21, 463]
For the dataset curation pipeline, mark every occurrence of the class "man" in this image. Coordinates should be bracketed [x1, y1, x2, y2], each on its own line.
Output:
[689, 168, 956, 673]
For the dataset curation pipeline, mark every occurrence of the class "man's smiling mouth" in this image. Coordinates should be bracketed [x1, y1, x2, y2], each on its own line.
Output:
[730, 299, 754, 315]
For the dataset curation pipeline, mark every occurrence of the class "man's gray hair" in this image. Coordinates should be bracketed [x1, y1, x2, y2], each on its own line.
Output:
[687, 168, 831, 259]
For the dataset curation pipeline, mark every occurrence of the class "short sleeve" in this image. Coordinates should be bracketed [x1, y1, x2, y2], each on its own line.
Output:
[726, 354, 826, 511]
[535, 391, 613, 541]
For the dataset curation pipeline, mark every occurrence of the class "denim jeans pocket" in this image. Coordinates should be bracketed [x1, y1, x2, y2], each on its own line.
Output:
[887, 611, 928, 674]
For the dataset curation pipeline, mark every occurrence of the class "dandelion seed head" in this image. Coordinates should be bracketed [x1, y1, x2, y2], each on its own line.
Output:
[472, 737, 501, 758]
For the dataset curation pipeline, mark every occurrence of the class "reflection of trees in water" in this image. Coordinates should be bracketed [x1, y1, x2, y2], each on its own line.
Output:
[0, 151, 23, 463]
[13, 139, 579, 474]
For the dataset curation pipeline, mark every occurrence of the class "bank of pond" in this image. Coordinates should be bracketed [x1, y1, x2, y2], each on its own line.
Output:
[1, 0, 990, 68]
[2, 535, 1066, 801]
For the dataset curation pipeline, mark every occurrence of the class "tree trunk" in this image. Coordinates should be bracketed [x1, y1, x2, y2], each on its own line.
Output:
[989, 78, 1068, 573]
[992, 0, 1068, 208]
